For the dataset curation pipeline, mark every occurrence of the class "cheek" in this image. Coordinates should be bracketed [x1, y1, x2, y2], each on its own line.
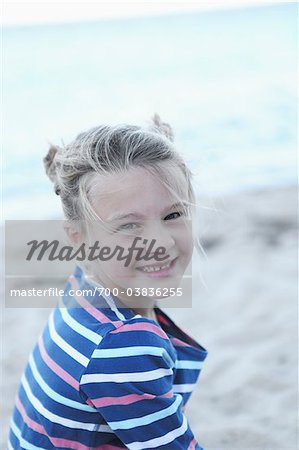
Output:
[106, 260, 137, 287]
[102, 237, 138, 275]
[175, 222, 194, 254]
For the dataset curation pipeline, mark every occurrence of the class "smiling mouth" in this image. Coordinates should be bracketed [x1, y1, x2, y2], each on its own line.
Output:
[136, 257, 178, 273]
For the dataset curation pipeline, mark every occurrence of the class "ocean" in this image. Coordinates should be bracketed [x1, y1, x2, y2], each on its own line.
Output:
[3, 3, 297, 219]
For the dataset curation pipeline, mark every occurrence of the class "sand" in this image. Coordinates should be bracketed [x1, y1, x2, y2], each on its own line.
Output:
[1, 184, 298, 449]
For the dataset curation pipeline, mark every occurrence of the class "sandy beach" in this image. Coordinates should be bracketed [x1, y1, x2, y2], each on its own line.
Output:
[1, 184, 297, 450]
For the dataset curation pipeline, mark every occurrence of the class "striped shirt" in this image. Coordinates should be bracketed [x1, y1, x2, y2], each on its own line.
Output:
[8, 265, 208, 449]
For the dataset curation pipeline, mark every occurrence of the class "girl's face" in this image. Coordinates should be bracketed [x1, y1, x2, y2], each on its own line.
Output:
[86, 166, 194, 305]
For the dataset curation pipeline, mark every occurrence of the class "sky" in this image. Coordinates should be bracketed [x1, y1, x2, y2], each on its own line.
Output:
[2, 0, 292, 27]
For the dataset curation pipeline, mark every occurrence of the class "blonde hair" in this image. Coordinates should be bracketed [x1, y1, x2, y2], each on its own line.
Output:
[44, 114, 196, 226]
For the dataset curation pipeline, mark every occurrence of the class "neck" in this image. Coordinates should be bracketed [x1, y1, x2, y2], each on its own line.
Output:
[133, 307, 158, 322]
[84, 270, 159, 322]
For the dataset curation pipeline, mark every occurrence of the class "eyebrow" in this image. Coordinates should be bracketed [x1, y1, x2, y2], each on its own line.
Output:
[107, 202, 189, 222]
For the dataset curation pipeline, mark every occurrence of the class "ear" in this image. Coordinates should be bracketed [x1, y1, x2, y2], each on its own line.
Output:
[63, 221, 83, 245]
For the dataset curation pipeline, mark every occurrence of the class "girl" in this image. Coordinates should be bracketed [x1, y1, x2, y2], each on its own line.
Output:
[8, 114, 208, 449]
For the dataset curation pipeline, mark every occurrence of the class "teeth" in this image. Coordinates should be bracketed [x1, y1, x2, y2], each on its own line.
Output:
[139, 260, 172, 273]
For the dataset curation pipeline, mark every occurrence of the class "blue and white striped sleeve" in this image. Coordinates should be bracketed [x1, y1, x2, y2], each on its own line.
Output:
[79, 320, 204, 450]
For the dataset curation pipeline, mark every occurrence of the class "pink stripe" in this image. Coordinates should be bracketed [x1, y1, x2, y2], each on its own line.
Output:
[156, 313, 170, 326]
[91, 388, 173, 407]
[86, 397, 94, 407]
[50, 437, 105, 449]
[38, 335, 79, 390]
[110, 322, 168, 339]
[69, 276, 123, 327]
[170, 337, 192, 347]
[16, 394, 116, 450]
[16, 395, 46, 435]
[188, 437, 197, 450]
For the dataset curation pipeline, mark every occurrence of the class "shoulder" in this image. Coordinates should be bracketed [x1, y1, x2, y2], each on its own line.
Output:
[92, 315, 177, 370]
[109, 314, 170, 341]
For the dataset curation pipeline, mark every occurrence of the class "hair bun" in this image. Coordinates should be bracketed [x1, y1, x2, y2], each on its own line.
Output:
[43, 144, 59, 183]
[151, 113, 174, 142]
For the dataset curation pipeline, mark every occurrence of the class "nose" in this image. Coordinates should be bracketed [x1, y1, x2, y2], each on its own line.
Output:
[139, 220, 176, 260]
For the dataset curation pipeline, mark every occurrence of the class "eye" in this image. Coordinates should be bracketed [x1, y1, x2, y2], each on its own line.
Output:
[117, 222, 140, 232]
[164, 211, 183, 221]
